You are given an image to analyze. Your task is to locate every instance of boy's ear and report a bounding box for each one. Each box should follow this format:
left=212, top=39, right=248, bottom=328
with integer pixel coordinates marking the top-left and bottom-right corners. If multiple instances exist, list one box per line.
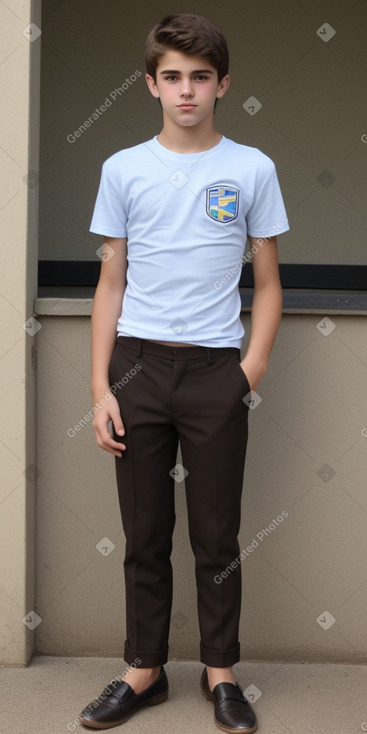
left=216, top=74, right=230, bottom=99
left=145, top=73, right=160, bottom=99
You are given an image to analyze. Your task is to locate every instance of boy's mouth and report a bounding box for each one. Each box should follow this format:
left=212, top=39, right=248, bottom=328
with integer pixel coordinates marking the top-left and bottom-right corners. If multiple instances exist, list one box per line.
left=177, top=104, right=197, bottom=109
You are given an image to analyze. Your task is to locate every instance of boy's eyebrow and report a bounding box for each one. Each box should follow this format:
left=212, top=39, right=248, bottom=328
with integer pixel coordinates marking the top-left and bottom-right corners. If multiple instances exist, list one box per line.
left=159, top=69, right=214, bottom=75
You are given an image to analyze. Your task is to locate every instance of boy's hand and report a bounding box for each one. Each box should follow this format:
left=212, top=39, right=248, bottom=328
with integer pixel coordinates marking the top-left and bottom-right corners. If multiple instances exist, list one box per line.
left=92, top=391, right=126, bottom=457
left=239, top=358, right=267, bottom=393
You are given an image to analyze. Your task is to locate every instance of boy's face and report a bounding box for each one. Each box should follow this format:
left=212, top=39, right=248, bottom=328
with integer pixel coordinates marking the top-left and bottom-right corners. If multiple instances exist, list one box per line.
left=146, top=50, right=230, bottom=129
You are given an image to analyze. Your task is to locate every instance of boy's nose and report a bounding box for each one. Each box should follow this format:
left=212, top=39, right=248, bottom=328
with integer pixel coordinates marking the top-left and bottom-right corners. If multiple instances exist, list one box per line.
left=180, top=80, right=194, bottom=96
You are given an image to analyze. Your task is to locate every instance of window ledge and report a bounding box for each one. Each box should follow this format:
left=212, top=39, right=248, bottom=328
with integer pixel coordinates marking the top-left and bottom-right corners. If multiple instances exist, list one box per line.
left=35, top=288, right=367, bottom=317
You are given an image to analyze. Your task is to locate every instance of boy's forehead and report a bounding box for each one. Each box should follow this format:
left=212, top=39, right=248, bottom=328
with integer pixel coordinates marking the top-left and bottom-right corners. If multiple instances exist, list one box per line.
left=156, top=49, right=217, bottom=74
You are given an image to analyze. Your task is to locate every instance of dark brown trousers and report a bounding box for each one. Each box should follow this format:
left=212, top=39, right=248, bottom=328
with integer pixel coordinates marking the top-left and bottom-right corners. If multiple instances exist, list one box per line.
left=108, top=336, right=250, bottom=668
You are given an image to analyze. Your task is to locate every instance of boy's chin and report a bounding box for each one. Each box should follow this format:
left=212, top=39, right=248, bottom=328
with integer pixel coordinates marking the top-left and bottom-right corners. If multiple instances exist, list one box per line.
left=176, top=119, right=200, bottom=127
left=167, top=111, right=212, bottom=128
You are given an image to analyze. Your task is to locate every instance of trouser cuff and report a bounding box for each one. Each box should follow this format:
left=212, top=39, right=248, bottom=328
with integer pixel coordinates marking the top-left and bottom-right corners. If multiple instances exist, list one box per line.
left=124, top=640, right=168, bottom=668
left=200, top=642, right=240, bottom=667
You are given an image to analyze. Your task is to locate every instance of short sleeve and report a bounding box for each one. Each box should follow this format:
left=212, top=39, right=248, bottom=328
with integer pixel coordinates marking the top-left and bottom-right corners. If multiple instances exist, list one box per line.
left=89, top=158, right=127, bottom=238
left=246, top=156, right=290, bottom=239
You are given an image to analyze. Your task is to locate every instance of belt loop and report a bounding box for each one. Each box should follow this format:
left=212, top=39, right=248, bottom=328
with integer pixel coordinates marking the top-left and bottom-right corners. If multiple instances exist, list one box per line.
left=206, top=347, right=214, bottom=366
left=135, top=339, right=143, bottom=358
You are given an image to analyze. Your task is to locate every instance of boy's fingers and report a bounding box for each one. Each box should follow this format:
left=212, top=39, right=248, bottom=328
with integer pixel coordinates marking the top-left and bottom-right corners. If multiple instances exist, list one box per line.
left=111, top=412, right=125, bottom=437
left=92, top=396, right=126, bottom=455
left=106, top=399, right=125, bottom=436
left=93, top=414, right=125, bottom=452
left=96, top=426, right=126, bottom=456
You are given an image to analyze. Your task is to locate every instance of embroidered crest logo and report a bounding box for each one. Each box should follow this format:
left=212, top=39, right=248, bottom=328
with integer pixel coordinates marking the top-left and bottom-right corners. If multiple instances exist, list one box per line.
left=206, top=185, right=239, bottom=223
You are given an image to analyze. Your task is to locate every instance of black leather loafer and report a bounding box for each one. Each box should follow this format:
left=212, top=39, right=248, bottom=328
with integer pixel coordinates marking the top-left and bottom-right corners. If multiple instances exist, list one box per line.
left=79, top=666, right=168, bottom=729
left=200, top=667, right=257, bottom=733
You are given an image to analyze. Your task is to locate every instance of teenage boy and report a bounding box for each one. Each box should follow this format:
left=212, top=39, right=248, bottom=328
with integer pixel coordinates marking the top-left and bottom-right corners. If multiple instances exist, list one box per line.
left=80, top=13, right=289, bottom=733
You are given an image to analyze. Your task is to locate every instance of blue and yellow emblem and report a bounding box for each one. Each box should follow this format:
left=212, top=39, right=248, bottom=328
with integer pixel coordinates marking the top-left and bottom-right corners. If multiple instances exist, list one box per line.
left=206, top=185, right=239, bottom=223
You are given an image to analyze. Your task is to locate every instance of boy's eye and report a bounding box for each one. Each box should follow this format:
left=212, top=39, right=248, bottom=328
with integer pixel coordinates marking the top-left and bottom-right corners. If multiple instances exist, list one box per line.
left=163, top=74, right=209, bottom=82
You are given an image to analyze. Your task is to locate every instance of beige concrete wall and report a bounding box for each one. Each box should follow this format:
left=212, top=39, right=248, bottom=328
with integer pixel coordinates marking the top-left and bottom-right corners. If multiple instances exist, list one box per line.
left=0, top=0, right=41, bottom=664
left=38, top=0, right=367, bottom=266
left=34, top=311, right=367, bottom=662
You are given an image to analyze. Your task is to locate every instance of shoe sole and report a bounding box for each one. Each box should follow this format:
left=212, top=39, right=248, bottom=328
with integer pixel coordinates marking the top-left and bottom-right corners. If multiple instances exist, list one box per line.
left=200, top=681, right=257, bottom=734
left=212, top=719, right=257, bottom=734
left=79, top=690, right=168, bottom=729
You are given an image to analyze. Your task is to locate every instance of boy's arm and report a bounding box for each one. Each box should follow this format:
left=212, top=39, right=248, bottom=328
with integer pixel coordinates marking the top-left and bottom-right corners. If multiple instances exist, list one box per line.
left=239, top=236, right=282, bottom=391
left=90, top=237, right=128, bottom=456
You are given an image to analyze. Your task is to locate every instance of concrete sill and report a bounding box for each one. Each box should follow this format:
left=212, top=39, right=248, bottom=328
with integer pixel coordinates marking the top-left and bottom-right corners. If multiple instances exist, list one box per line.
left=35, top=288, right=367, bottom=317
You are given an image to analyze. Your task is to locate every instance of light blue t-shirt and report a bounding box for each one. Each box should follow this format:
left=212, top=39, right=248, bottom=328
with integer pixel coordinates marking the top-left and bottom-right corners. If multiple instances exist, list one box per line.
left=90, top=135, right=289, bottom=348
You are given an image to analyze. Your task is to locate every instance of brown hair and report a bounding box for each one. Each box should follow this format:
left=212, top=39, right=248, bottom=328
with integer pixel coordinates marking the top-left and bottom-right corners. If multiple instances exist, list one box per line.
left=145, top=13, right=229, bottom=81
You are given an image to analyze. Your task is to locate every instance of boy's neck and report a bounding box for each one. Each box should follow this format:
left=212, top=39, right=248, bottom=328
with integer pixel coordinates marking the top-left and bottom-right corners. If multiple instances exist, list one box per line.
left=157, top=118, right=222, bottom=154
